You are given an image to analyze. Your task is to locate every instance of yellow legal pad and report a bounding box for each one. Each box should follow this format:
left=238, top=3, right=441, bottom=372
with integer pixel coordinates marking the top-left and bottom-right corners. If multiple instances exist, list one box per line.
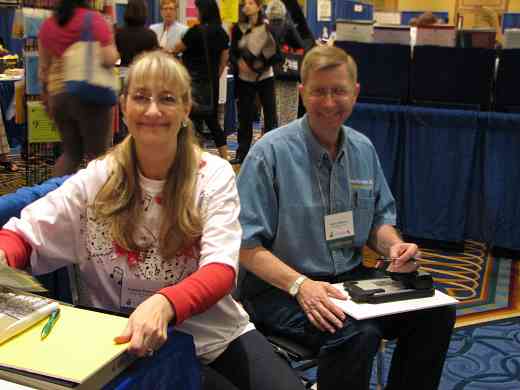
left=0, top=305, right=130, bottom=384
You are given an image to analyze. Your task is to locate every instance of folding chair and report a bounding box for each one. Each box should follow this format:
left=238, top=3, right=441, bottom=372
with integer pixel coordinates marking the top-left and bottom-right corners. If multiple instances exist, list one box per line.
left=262, top=327, right=387, bottom=389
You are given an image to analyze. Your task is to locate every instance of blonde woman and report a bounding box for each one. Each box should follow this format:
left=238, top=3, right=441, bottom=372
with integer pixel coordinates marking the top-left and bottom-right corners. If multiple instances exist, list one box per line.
left=0, top=51, right=304, bottom=390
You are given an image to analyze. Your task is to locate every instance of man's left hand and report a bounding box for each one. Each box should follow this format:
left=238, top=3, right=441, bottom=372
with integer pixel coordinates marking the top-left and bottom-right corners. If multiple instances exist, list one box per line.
left=386, top=242, right=419, bottom=273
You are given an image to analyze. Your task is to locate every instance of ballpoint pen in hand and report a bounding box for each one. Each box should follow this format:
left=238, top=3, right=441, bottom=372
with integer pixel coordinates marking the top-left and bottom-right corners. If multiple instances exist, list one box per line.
left=375, top=257, right=399, bottom=263
left=41, top=308, right=60, bottom=340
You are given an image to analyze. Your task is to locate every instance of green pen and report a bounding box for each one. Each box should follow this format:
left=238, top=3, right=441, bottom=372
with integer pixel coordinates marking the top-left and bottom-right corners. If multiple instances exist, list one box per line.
left=41, top=308, right=60, bottom=340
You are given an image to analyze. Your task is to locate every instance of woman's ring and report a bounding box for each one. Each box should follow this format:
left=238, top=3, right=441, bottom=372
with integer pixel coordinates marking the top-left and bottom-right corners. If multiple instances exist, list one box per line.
left=146, top=348, right=154, bottom=357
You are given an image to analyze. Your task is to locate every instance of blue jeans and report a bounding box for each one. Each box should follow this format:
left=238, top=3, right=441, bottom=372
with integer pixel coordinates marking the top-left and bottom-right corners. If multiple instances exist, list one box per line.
left=244, top=266, right=456, bottom=390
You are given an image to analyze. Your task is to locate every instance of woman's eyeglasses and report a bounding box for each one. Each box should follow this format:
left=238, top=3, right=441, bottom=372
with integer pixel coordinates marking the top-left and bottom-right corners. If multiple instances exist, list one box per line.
left=129, top=93, right=179, bottom=110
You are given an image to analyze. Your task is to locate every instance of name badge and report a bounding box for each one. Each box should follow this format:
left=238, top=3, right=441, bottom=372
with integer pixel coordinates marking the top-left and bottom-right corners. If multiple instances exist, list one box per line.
left=121, top=278, right=169, bottom=309
left=324, top=210, right=355, bottom=249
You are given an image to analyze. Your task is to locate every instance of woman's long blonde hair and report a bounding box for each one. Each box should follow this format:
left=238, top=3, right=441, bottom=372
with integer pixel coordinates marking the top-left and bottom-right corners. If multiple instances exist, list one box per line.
left=94, top=50, right=202, bottom=260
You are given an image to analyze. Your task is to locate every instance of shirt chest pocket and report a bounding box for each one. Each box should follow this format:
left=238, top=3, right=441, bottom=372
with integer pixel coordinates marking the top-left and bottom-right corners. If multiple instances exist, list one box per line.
left=353, top=196, right=375, bottom=247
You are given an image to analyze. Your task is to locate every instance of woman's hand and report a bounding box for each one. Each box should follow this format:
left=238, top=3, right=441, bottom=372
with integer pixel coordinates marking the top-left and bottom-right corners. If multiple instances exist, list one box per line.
left=0, top=249, right=6, bottom=265
left=114, top=294, right=175, bottom=357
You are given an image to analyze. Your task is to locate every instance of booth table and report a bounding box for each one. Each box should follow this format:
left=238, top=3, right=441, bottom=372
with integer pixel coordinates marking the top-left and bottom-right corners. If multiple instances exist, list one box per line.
left=106, top=329, right=200, bottom=390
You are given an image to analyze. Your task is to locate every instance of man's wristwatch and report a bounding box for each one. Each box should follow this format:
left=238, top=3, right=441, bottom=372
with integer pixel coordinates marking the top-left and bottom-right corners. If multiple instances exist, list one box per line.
left=288, top=275, right=307, bottom=297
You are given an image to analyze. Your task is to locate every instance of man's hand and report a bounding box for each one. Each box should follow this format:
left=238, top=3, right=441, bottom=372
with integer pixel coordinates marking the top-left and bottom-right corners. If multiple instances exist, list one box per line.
left=296, top=279, right=348, bottom=333
left=386, top=242, right=419, bottom=273
left=0, top=249, right=6, bottom=265
left=114, top=294, right=174, bottom=357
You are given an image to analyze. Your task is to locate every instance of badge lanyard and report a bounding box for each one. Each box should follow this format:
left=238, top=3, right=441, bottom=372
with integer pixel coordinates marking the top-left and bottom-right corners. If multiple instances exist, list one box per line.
left=314, top=152, right=354, bottom=213
left=314, top=153, right=356, bottom=249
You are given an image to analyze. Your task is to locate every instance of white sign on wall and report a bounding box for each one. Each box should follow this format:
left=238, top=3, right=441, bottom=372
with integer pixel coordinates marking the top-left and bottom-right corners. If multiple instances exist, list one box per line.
left=317, top=0, right=331, bottom=21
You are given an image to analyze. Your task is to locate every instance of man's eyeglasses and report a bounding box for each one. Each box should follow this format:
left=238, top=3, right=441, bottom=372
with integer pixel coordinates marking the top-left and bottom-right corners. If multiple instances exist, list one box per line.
left=308, top=87, right=352, bottom=99
left=129, top=92, right=179, bottom=110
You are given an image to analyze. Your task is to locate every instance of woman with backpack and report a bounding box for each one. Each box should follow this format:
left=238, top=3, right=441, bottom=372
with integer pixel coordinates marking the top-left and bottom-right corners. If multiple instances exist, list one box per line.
left=266, top=0, right=305, bottom=126
left=229, top=0, right=282, bottom=164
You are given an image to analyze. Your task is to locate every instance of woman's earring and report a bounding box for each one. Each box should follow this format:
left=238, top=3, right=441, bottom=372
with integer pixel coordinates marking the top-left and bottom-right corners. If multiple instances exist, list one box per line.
left=181, top=120, right=188, bottom=129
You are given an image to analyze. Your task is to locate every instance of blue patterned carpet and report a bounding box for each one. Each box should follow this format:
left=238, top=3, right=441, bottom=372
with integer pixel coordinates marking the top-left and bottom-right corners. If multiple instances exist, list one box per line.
left=441, top=319, right=520, bottom=389
left=373, top=318, right=520, bottom=389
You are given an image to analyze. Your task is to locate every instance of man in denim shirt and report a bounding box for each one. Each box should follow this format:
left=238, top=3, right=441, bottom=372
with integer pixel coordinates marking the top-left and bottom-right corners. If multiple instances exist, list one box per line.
left=237, top=46, right=455, bottom=390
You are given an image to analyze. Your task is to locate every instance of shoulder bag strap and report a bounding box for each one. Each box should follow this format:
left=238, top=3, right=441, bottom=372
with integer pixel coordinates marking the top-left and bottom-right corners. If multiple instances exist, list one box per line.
left=80, top=11, right=94, bottom=42
left=82, top=11, right=95, bottom=80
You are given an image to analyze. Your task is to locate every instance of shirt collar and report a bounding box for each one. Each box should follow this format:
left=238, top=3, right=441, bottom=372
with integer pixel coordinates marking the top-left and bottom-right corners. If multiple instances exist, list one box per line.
left=300, top=115, right=348, bottom=168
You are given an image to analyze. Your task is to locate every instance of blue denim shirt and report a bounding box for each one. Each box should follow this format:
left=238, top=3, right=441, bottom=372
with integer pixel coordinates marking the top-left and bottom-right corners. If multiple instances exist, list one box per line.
left=237, top=115, right=396, bottom=297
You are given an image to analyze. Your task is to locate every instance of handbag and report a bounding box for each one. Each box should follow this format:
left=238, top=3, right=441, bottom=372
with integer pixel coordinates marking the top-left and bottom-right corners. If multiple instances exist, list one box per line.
left=190, top=25, right=214, bottom=118
left=240, top=24, right=283, bottom=80
left=273, top=46, right=303, bottom=81
left=63, top=11, right=118, bottom=105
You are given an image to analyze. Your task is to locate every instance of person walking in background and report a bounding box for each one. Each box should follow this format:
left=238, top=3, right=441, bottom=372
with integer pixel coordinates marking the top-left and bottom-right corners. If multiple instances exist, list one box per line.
left=38, top=0, right=119, bottom=177
left=115, top=0, right=158, bottom=70
left=266, top=0, right=305, bottom=126
left=150, top=0, right=187, bottom=54
left=0, top=50, right=306, bottom=390
left=115, top=0, right=158, bottom=143
left=172, top=0, right=230, bottom=160
left=229, top=0, right=282, bottom=164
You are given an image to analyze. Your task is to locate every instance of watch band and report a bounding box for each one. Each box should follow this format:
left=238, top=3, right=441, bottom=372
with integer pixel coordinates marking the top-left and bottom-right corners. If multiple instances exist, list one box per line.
left=289, top=275, right=307, bottom=297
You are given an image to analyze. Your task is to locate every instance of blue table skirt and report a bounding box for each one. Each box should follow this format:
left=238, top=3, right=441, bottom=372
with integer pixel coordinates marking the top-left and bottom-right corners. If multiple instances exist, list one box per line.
left=347, top=103, right=520, bottom=250
left=106, top=329, right=200, bottom=390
